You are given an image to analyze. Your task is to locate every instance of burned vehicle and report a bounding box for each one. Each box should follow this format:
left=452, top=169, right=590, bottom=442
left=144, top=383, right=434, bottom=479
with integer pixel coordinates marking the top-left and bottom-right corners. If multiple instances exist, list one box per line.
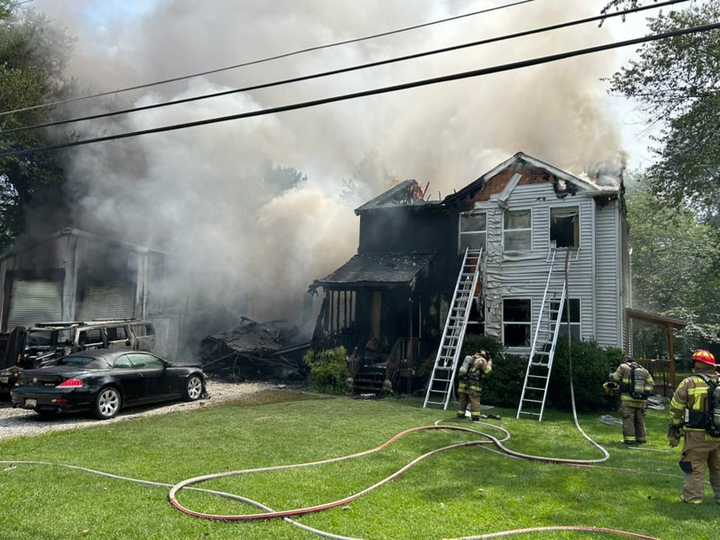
left=0, top=319, right=156, bottom=395
left=12, top=348, right=205, bottom=419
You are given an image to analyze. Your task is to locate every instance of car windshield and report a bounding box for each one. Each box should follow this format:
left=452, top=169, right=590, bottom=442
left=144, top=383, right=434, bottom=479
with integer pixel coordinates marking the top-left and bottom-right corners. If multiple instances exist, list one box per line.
left=27, top=331, right=53, bottom=347
left=57, top=356, right=108, bottom=369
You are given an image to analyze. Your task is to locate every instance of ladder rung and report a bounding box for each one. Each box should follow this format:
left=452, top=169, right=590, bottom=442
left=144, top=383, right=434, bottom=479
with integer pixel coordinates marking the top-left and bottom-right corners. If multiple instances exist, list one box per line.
left=528, top=374, right=548, bottom=379
left=523, top=399, right=543, bottom=403
left=525, top=386, right=545, bottom=391
left=429, top=388, right=449, bottom=393
left=434, top=366, right=453, bottom=370
left=432, top=379, right=451, bottom=383
left=531, top=363, right=549, bottom=367
left=519, top=411, right=541, bottom=416
left=425, top=401, right=445, bottom=405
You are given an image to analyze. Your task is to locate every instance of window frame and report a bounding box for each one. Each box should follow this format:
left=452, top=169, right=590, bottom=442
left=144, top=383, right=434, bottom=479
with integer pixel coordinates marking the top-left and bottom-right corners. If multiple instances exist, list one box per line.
left=549, top=298, right=581, bottom=341
left=502, top=208, right=533, bottom=254
left=549, top=205, right=581, bottom=250
left=458, top=210, right=487, bottom=254
left=502, top=297, right=533, bottom=348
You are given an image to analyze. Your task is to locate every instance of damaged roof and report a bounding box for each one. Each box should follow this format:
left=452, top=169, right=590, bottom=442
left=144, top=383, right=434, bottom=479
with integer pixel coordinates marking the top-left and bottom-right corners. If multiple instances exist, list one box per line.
left=354, top=179, right=439, bottom=214
left=444, top=151, right=621, bottom=205
left=315, top=252, right=434, bottom=288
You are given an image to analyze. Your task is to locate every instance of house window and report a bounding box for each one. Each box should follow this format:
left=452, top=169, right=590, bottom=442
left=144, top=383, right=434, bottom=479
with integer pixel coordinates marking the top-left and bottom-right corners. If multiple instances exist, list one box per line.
left=550, top=298, right=581, bottom=341
left=503, top=209, right=531, bottom=253
left=459, top=212, right=486, bottom=252
left=550, top=207, right=579, bottom=249
left=503, top=299, right=531, bottom=347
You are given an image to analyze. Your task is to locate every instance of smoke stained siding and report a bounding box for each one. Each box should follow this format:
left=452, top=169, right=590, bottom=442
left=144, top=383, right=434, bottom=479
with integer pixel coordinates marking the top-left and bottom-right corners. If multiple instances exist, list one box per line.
left=473, top=184, right=596, bottom=351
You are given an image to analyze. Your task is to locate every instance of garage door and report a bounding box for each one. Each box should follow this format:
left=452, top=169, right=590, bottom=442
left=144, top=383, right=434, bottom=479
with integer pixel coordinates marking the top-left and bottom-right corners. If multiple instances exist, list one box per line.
left=6, top=279, right=63, bottom=330
left=77, top=282, right=136, bottom=321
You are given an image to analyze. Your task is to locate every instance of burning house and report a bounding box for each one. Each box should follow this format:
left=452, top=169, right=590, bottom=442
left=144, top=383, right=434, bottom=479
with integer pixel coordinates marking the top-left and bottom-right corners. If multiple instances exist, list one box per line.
left=0, top=228, right=181, bottom=358
left=311, top=152, right=631, bottom=394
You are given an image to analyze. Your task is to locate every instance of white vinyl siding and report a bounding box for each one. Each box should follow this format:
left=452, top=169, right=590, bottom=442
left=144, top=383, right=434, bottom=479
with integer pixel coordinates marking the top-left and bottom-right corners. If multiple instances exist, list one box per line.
left=594, top=200, right=621, bottom=348
left=476, top=182, right=597, bottom=349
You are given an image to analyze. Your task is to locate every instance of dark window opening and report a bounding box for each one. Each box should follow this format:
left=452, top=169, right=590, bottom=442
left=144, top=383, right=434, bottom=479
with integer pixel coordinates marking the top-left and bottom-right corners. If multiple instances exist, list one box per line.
left=503, top=299, right=531, bottom=347
left=550, top=207, right=579, bottom=249
left=550, top=299, right=581, bottom=341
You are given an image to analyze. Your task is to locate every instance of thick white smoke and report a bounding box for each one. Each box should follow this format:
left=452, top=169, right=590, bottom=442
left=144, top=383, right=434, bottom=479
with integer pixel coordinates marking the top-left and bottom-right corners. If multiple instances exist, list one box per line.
left=34, top=0, right=631, bottom=325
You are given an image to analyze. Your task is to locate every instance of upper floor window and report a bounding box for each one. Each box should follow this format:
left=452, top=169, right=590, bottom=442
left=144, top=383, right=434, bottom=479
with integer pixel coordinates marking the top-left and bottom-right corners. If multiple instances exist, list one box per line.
left=459, top=212, right=486, bottom=252
left=504, top=209, right=531, bottom=252
left=550, top=207, right=579, bottom=249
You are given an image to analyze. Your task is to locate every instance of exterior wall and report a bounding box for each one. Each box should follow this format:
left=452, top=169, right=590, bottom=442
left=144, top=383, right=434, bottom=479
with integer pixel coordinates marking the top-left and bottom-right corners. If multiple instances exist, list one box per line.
left=471, top=183, right=598, bottom=354
left=594, top=199, right=622, bottom=350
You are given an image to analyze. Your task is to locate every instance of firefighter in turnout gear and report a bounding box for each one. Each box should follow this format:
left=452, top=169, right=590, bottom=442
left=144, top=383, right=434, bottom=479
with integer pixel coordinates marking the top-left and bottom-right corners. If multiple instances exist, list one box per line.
left=457, top=351, right=492, bottom=421
left=608, top=356, right=654, bottom=445
left=668, top=349, right=720, bottom=504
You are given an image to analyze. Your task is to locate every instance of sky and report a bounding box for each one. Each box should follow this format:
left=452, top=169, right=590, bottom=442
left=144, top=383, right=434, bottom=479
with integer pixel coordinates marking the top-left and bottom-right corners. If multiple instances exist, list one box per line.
left=32, top=0, right=661, bottom=171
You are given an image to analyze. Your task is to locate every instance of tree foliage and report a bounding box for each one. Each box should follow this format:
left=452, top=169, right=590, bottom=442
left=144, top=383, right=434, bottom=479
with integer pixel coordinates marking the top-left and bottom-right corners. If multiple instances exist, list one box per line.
left=0, top=3, right=72, bottom=249
left=609, top=1, right=720, bottom=218
left=626, top=179, right=720, bottom=348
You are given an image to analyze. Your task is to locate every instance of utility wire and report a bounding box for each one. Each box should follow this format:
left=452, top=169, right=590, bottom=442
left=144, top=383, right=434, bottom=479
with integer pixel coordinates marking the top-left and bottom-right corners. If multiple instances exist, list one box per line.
left=0, top=0, right=534, bottom=118
left=2, top=21, right=718, bottom=159
left=1, top=0, right=690, bottom=136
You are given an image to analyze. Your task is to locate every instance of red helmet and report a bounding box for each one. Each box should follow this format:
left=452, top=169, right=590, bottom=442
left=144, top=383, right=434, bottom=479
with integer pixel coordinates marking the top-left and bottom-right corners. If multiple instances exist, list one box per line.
left=692, top=349, right=716, bottom=367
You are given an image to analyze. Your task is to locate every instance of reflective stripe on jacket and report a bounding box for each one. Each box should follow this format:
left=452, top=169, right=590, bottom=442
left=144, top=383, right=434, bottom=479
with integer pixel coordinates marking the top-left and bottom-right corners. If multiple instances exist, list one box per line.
left=610, top=362, right=654, bottom=408
left=670, top=369, right=720, bottom=436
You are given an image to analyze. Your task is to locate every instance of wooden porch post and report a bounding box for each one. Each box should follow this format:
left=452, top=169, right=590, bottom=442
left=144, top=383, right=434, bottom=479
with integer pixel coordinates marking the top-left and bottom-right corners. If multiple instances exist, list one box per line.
left=665, top=323, right=676, bottom=389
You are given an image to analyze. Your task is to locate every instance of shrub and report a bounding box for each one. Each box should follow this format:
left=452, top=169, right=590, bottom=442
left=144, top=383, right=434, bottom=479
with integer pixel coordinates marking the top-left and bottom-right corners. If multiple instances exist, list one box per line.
left=304, top=347, right=348, bottom=394
left=548, top=340, right=622, bottom=412
left=460, top=335, right=525, bottom=407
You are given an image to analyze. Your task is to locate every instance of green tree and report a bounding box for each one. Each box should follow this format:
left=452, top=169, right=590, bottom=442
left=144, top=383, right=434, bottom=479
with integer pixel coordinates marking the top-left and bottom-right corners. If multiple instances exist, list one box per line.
left=609, top=1, right=720, bottom=218
left=626, top=180, right=720, bottom=348
left=0, top=2, right=73, bottom=248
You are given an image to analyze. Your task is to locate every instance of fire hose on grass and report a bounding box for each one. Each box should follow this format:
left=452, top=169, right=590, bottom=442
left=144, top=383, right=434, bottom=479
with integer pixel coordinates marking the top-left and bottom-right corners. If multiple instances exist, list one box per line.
left=1, top=405, right=656, bottom=540
left=1, top=299, right=657, bottom=540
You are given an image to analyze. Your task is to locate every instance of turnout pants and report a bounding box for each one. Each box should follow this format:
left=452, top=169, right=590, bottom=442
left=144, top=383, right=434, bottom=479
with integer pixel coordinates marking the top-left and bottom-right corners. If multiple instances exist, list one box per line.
left=679, top=431, right=720, bottom=502
left=457, top=390, right=481, bottom=420
left=621, top=404, right=646, bottom=443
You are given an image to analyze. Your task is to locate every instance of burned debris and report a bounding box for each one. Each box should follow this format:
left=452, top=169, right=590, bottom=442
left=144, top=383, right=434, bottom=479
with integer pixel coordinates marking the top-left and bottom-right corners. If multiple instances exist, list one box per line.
left=200, top=317, right=310, bottom=381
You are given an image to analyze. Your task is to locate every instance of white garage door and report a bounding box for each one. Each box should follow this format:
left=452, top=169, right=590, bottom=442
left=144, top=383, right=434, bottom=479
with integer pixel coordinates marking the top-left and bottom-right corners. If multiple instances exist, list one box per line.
left=77, top=282, right=136, bottom=321
left=7, top=279, right=63, bottom=330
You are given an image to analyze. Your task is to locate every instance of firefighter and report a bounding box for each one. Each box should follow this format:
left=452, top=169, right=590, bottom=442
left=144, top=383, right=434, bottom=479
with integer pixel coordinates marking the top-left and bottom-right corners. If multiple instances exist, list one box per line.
left=457, top=350, right=492, bottom=422
left=607, top=355, right=654, bottom=445
left=668, top=349, right=720, bottom=504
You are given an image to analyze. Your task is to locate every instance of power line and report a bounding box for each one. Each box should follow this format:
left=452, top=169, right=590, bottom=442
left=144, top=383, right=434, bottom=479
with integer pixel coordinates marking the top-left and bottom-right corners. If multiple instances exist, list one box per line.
left=2, top=0, right=690, bottom=136
left=2, top=21, right=718, bottom=159
left=0, top=0, right=534, bottom=118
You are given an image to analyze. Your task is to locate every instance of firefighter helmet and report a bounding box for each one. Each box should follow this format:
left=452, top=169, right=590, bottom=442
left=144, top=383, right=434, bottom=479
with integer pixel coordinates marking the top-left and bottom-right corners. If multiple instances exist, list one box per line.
left=691, top=349, right=716, bottom=367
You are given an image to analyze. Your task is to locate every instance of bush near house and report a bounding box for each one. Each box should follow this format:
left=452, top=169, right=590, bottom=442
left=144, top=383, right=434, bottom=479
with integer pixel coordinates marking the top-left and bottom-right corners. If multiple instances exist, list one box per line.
left=548, top=340, right=623, bottom=412
left=459, top=336, right=623, bottom=411
left=304, top=347, right=348, bottom=394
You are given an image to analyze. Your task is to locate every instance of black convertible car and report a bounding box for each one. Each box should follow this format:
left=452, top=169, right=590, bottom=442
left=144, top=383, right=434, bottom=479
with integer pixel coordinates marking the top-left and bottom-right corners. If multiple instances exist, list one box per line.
left=11, top=349, right=206, bottom=419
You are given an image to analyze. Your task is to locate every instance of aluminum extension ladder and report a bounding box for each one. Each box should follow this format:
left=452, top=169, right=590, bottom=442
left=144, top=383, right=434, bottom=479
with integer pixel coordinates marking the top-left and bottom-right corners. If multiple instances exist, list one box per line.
left=516, top=249, right=570, bottom=421
left=423, top=247, right=483, bottom=409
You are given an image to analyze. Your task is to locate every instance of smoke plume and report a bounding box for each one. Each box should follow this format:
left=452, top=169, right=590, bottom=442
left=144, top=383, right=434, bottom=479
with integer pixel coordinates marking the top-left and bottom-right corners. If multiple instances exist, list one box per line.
left=33, top=0, right=629, bottom=326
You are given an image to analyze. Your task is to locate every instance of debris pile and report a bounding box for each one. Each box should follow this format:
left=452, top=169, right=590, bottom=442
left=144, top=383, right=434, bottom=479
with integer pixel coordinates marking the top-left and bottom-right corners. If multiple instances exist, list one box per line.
left=200, top=317, right=310, bottom=381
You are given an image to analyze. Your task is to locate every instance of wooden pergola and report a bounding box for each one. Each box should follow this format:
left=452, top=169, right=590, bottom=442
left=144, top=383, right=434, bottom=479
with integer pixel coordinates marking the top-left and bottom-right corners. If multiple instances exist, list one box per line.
left=625, top=308, right=687, bottom=388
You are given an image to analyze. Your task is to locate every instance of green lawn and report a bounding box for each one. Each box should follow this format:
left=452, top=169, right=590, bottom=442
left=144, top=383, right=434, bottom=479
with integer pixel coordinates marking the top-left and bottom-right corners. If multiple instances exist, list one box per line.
left=1, top=390, right=718, bottom=540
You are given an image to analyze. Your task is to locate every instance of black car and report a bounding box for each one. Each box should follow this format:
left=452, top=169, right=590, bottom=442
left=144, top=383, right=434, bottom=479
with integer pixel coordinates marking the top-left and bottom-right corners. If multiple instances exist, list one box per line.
left=11, top=349, right=206, bottom=420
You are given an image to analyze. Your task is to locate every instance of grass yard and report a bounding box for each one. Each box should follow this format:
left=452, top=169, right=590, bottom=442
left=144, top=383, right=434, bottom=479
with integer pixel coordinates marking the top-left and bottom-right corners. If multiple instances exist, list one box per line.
left=1, top=389, right=718, bottom=540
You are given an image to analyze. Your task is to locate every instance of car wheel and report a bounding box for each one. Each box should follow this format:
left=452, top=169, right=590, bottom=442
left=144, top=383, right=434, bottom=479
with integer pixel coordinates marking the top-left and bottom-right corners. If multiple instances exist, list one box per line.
left=184, top=375, right=203, bottom=402
left=94, top=387, right=121, bottom=420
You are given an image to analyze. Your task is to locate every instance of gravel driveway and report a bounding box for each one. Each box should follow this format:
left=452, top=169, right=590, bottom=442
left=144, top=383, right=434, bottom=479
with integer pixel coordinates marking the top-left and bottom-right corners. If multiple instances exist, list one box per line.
left=0, top=380, right=271, bottom=441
